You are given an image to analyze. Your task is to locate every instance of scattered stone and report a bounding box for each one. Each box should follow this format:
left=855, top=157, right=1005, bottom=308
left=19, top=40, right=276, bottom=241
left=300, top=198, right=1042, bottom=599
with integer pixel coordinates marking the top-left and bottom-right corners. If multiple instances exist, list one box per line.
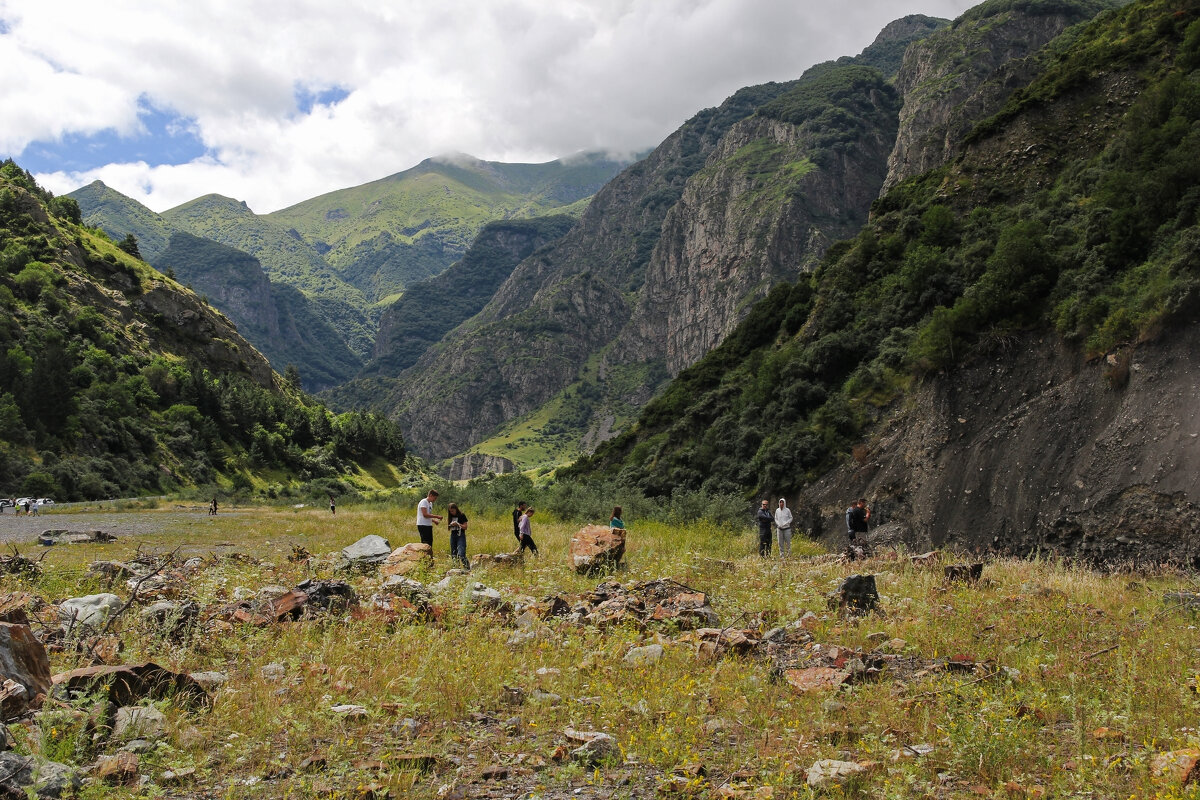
left=471, top=552, right=523, bottom=568
left=159, top=767, right=196, bottom=785
left=0, top=752, right=80, bottom=798
left=120, top=738, right=154, bottom=753
left=891, top=743, right=935, bottom=760
left=534, top=667, right=560, bottom=679
left=480, top=764, right=509, bottom=781
left=784, top=667, right=850, bottom=694
left=624, top=644, right=664, bottom=667
left=52, top=662, right=211, bottom=708
left=0, top=621, right=51, bottom=717
left=113, top=705, right=166, bottom=740
left=944, top=563, right=984, bottom=583
left=261, top=663, right=286, bottom=681
left=884, top=638, right=907, bottom=652
left=0, top=550, right=41, bottom=577
left=806, top=759, right=868, bottom=789
left=383, top=576, right=432, bottom=609
left=529, top=689, right=562, bottom=706
left=188, top=671, right=228, bottom=692
left=798, top=611, right=820, bottom=630
left=865, top=632, right=888, bottom=645
left=1151, top=748, right=1200, bottom=785
left=299, top=755, right=328, bottom=772
left=331, top=704, right=369, bottom=719
left=95, top=751, right=139, bottom=784
left=502, top=716, right=522, bottom=734
left=340, top=535, right=393, bottom=572
left=828, top=575, right=879, bottom=615
left=565, top=730, right=622, bottom=766
left=59, top=594, right=123, bottom=632
left=501, top=686, right=526, bottom=706
left=703, top=718, right=727, bottom=735
left=88, top=561, right=144, bottom=581
left=910, top=551, right=941, bottom=568
left=297, top=579, right=358, bottom=612
left=38, top=529, right=116, bottom=546
left=470, top=584, right=510, bottom=613
left=1163, top=592, right=1200, bottom=610
left=570, top=525, right=626, bottom=575
left=380, top=543, right=432, bottom=577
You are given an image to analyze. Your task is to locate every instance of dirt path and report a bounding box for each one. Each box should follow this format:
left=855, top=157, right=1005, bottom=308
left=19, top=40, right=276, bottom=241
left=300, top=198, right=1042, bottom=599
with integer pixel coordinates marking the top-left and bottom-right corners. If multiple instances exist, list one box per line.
left=0, top=507, right=248, bottom=545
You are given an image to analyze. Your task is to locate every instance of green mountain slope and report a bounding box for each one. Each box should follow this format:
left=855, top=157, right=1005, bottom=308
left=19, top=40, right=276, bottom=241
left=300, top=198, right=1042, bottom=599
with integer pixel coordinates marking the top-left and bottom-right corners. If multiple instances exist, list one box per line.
left=162, top=194, right=376, bottom=360
left=265, top=152, right=628, bottom=304
left=570, top=0, right=1200, bottom=499
left=66, top=180, right=173, bottom=261
left=0, top=160, right=406, bottom=500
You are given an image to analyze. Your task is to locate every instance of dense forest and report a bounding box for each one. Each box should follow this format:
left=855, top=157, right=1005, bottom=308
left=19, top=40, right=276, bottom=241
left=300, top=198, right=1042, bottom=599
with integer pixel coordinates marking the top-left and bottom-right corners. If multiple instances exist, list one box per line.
left=0, top=160, right=406, bottom=500
left=569, top=0, right=1200, bottom=498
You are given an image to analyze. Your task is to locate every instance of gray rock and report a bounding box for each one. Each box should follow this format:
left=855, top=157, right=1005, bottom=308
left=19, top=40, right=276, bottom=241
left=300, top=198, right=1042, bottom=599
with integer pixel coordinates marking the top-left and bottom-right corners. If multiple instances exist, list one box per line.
left=529, top=689, right=561, bottom=706
left=502, top=716, right=522, bottom=734
left=807, top=759, right=867, bottom=788
left=58, top=593, right=123, bottom=631
left=120, top=738, right=154, bottom=753
left=0, top=622, right=51, bottom=718
left=623, top=644, right=664, bottom=667
left=188, top=671, right=229, bottom=692
left=570, top=733, right=621, bottom=766
left=260, top=663, right=286, bottom=681
left=0, top=752, right=80, bottom=798
left=113, top=705, right=166, bottom=741
left=398, top=717, right=420, bottom=738
left=383, top=575, right=432, bottom=607
left=339, top=535, right=392, bottom=571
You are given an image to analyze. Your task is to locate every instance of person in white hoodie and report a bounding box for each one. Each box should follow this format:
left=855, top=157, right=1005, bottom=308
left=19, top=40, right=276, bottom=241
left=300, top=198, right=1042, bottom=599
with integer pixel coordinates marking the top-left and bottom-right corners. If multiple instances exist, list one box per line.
left=774, top=498, right=794, bottom=559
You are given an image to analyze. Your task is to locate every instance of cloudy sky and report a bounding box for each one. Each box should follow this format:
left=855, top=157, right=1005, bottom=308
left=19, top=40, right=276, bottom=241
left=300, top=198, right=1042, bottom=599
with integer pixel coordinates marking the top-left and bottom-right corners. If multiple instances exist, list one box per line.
left=2, top=0, right=977, bottom=214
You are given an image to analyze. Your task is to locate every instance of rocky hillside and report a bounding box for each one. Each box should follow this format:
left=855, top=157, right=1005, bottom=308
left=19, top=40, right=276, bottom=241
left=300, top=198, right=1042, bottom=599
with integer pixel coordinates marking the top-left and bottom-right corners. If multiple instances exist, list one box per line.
left=0, top=161, right=406, bottom=500
left=571, top=0, right=1200, bottom=563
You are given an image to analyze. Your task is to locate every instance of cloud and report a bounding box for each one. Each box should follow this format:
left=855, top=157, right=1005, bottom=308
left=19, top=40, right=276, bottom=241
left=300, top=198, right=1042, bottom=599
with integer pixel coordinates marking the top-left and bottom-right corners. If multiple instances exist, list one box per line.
left=1, top=0, right=978, bottom=212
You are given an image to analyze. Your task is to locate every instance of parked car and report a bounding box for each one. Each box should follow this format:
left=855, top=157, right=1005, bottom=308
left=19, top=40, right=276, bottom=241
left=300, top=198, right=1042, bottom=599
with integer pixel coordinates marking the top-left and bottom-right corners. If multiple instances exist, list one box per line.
left=0, top=499, right=13, bottom=512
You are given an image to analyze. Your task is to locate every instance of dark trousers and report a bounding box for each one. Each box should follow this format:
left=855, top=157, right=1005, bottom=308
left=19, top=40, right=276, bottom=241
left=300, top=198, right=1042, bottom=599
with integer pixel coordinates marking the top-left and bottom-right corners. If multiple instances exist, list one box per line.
left=450, top=530, right=469, bottom=569
left=518, top=533, right=538, bottom=555
left=418, top=525, right=433, bottom=547
left=758, top=528, right=772, bottom=557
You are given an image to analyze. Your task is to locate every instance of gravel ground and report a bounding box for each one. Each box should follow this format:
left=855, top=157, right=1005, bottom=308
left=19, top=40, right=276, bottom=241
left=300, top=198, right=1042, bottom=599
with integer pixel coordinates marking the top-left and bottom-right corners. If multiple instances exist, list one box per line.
left=0, top=506, right=247, bottom=545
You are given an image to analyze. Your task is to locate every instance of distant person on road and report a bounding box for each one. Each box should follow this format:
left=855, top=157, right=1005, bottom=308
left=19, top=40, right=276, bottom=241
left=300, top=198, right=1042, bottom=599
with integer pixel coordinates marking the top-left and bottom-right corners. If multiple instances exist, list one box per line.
left=31, top=499, right=41, bottom=516
left=446, top=502, right=470, bottom=570
left=512, top=501, right=528, bottom=545
left=610, top=506, right=625, bottom=530
left=417, top=489, right=442, bottom=548
left=517, top=506, right=539, bottom=556
left=23, top=500, right=30, bottom=515
left=209, top=497, right=218, bottom=516
left=756, top=499, right=773, bottom=557
left=774, top=498, right=794, bottom=559
left=845, top=498, right=870, bottom=559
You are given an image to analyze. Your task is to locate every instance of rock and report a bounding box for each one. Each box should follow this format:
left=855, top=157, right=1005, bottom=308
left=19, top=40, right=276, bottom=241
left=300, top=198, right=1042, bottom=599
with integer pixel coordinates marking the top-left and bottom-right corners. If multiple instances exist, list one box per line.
left=1163, top=592, right=1200, bottom=610
left=95, top=751, right=139, bottom=784
left=296, top=579, right=358, bottom=611
left=784, top=667, right=850, bottom=694
left=501, top=686, right=526, bottom=706
left=703, top=718, right=728, bottom=735
left=0, top=752, right=79, bottom=798
left=383, top=576, right=432, bottom=608
left=88, top=561, right=145, bottom=581
left=623, top=644, right=664, bottom=667
left=885, top=638, right=908, bottom=653
left=139, top=600, right=199, bottom=639
left=569, top=731, right=622, bottom=766
left=339, top=535, right=393, bottom=572
left=189, top=671, right=229, bottom=692
left=58, top=594, right=123, bottom=631
left=0, top=621, right=51, bottom=717
left=831, top=575, right=879, bottom=614
left=944, top=563, right=984, bottom=583
left=529, top=689, right=562, bottom=706
left=1151, top=748, right=1200, bottom=785
left=113, top=705, right=166, bottom=740
left=470, top=584, right=509, bottom=612
left=806, top=759, right=867, bottom=788
left=120, top=739, right=154, bottom=753
left=261, top=663, right=286, bottom=681
left=38, top=529, right=115, bottom=546
left=331, top=704, right=369, bottom=719
left=502, top=716, right=522, bottom=734
left=570, top=525, right=626, bottom=575
left=380, top=543, right=433, bottom=577
left=160, top=767, right=195, bottom=785
left=865, top=632, right=888, bottom=645
left=910, top=551, right=940, bottom=568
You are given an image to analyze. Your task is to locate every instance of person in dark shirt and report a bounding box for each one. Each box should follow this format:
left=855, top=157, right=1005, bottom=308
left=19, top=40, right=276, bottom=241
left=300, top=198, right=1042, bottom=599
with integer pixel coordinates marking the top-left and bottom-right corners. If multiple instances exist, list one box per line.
left=517, top=506, right=539, bottom=556
left=512, top=501, right=528, bottom=545
left=755, top=499, right=773, bottom=557
left=845, top=498, right=870, bottom=559
left=446, top=502, right=470, bottom=570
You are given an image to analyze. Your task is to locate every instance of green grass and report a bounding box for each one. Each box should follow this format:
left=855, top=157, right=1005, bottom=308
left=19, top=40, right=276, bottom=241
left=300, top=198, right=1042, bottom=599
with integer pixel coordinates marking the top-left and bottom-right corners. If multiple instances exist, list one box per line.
left=7, top=508, right=1200, bottom=798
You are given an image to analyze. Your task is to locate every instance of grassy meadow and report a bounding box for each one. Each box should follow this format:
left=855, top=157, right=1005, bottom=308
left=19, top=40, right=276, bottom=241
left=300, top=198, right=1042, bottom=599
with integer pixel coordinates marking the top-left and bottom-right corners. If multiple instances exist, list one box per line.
left=5, top=506, right=1200, bottom=798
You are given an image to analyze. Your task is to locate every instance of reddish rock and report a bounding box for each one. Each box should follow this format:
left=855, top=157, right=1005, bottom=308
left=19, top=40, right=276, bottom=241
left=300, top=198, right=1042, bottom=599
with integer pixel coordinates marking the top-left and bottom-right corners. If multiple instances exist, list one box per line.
left=570, top=526, right=626, bottom=575
left=381, top=544, right=433, bottom=577
left=784, top=667, right=850, bottom=694
left=0, top=621, right=50, bottom=717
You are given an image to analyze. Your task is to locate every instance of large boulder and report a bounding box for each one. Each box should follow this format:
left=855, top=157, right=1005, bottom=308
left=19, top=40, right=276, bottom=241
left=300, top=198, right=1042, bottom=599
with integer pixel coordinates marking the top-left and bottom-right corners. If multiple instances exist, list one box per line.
left=380, top=543, right=433, bottom=577
left=0, top=621, right=51, bottom=717
left=0, top=752, right=80, bottom=798
left=339, top=535, right=392, bottom=571
left=570, top=526, right=626, bottom=575
left=58, top=593, right=123, bottom=632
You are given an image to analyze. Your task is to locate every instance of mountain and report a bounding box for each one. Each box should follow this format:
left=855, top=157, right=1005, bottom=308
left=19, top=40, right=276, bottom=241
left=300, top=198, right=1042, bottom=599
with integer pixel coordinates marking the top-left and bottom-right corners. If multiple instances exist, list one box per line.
left=68, top=182, right=362, bottom=391
left=570, top=0, right=1199, bottom=563
left=381, top=12, right=961, bottom=466
left=265, top=152, right=630, bottom=304
left=0, top=160, right=406, bottom=500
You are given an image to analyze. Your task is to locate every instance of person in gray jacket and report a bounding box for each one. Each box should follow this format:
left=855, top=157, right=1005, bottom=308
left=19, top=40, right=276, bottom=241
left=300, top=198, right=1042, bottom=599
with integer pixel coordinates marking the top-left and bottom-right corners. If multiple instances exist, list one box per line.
left=774, top=498, right=794, bottom=558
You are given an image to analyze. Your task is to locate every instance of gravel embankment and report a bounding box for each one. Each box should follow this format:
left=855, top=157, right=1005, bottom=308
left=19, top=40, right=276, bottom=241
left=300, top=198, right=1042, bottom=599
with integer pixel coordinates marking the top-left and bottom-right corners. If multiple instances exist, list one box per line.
left=0, top=508, right=241, bottom=545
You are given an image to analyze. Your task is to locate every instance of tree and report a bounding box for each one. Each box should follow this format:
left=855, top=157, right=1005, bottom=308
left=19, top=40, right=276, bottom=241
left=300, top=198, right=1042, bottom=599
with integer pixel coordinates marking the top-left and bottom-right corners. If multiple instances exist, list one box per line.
left=117, top=234, right=142, bottom=260
left=283, top=364, right=302, bottom=388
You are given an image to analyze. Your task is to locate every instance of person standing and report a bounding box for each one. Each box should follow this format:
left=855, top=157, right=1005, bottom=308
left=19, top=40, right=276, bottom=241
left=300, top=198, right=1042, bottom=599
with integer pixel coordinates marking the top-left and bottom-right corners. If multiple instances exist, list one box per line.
left=209, top=497, right=218, bottom=516
left=774, top=498, right=794, bottom=559
left=756, top=499, right=773, bottom=557
left=446, top=502, right=470, bottom=570
left=517, top=506, right=539, bottom=556
left=512, top=501, right=528, bottom=545
left=610, top=506, right=625, bottom=530
left=329, top=495, right=336, bottom=515
left=845, top=498, right=870, bottom=559
left=417, top=489, right=442, bottom=548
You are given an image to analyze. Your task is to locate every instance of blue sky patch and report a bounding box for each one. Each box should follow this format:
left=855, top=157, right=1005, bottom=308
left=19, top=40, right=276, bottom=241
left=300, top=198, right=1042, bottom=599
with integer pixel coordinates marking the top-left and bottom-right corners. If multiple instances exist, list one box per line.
left=13, top=102, right=208, bottom=174
left=295, top=84, right=350, bottom=114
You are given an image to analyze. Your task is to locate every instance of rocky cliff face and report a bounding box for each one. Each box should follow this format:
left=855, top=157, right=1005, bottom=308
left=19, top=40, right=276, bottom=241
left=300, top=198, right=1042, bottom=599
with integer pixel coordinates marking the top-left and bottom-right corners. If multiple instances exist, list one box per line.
left=443, top=453, right=516, bottom=481
left=805, top=324, right=1200, bottom=565
left=618, top=96, right=898, bottom=376
left=882, top=0, right=1117, bottom=192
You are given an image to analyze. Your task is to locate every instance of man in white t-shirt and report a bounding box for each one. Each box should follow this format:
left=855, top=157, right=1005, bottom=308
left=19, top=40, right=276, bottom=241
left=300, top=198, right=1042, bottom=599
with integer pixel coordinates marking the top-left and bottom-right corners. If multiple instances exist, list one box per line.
left=416, top=489, right=442, bottom=548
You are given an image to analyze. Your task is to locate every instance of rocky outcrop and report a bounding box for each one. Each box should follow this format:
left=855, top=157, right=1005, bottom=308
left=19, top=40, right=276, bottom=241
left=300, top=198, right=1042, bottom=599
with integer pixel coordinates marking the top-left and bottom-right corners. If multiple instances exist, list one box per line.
left=805, top=324, right=1200, bottom=565
left=443, top=453, right=516, bottom=481
left=882, top=0, right=1117, bottom=191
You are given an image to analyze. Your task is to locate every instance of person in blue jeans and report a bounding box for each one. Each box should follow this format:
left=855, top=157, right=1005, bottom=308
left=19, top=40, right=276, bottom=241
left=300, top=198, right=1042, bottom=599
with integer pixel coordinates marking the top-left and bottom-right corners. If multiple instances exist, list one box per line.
left=446, top=502, right=470, bottom=570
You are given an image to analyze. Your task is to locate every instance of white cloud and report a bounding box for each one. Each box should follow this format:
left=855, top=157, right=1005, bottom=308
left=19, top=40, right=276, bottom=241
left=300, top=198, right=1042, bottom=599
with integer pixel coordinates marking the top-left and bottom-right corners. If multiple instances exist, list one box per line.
left=2, top=0, right=979, bottom=212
